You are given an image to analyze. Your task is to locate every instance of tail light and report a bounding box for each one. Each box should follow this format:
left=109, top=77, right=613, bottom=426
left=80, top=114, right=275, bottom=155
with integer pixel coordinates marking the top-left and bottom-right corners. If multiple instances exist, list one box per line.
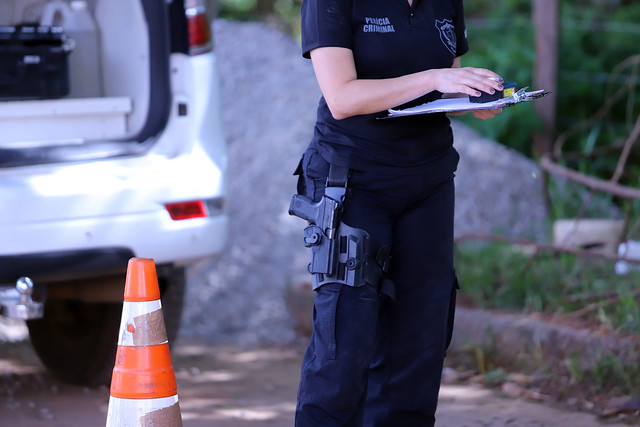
left=185, top=0, right=213, bottom=55
left=165, top=200, right=207, bottom=220
left=165, top=197, right=225, bottom=220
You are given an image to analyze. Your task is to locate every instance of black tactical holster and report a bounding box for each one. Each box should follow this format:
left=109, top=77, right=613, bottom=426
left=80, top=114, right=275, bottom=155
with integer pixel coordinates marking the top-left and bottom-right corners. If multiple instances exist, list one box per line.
left=289, top=164, right=394, bottom=299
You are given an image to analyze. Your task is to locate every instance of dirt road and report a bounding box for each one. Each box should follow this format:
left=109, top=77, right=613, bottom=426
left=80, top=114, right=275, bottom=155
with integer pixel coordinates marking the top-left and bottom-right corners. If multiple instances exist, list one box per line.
left=0, top=335, right=632, bottom=427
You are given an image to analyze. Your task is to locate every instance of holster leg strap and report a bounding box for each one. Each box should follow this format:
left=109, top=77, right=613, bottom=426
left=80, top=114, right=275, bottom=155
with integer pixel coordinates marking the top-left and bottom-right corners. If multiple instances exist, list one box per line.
left=312, top=222, right=395, bottom=299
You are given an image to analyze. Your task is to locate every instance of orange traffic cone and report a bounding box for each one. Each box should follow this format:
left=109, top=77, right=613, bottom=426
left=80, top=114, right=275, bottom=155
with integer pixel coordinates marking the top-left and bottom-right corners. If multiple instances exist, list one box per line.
left=106, top=257, right=183, bottom=427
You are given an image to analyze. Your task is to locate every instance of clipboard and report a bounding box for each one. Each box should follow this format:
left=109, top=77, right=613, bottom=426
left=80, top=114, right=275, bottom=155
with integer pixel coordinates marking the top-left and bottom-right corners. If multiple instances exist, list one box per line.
left=385, top=88, right=549, bottom=118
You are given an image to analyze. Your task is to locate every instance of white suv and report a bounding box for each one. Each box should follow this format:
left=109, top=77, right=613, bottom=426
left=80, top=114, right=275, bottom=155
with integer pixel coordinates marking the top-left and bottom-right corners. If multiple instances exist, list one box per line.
left=0, top=0, right=227, bottom=385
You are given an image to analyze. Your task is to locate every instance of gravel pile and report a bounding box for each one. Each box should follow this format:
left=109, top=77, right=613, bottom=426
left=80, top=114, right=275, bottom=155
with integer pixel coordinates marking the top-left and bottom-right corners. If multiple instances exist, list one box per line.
left=179, top=19, right=549, bottom=346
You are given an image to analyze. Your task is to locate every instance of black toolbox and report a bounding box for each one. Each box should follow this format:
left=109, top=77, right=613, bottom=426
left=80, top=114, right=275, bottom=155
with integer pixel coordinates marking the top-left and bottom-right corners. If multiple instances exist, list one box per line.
left=0, top=25, right=73, bottom=100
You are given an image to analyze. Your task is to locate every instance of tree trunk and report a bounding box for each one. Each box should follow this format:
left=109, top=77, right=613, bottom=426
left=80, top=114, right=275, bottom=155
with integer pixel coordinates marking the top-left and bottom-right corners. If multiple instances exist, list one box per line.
left=532, top=0, right=559, bottom=157
left=256, top=0, right=277, bottom=16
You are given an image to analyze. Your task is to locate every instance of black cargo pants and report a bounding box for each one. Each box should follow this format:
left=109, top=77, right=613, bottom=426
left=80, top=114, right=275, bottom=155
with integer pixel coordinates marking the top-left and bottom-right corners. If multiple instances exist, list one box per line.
left=294, top=145, right=460, bottom=427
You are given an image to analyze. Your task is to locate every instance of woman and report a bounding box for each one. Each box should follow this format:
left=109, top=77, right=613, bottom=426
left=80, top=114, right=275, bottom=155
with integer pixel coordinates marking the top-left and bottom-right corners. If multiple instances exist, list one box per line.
left=293, top=0, right=502, bottom=425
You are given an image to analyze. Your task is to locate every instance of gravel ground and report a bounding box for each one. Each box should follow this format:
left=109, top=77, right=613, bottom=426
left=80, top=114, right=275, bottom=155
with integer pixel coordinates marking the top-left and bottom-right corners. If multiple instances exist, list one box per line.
left=180, top=19, right=550, bottom=346
left=0, top=337, right=632, bottom=427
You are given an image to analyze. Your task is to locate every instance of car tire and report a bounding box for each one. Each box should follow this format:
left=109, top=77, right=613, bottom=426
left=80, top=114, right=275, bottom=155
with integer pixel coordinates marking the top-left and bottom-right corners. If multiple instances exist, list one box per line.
left=26, top=298, right=122, bottom=386
left=158, top=266, right=186, bottom=345
left=26, top=267, right=186, bottom=387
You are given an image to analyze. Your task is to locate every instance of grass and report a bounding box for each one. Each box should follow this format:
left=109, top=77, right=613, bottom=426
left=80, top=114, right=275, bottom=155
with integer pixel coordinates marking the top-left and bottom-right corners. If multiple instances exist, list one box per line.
left=562, top=349, right=640, bottom=398
left=453, top=242, right=640, bottom=416
left=455, top=241, right=640, bottom=335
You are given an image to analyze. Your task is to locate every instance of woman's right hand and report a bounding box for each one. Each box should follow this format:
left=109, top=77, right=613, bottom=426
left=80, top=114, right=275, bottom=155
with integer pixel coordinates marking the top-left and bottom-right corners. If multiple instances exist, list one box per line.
left=310, top=47, right=503, bottom=120
left=430, top=60, right=503, bottom=98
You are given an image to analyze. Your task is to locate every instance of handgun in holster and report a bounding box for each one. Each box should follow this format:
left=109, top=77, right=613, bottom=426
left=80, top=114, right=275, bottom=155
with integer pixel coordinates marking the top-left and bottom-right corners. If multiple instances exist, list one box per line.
left=288, top=165, right=349, bottom=275
left=289, top=164, right=395, bottom=298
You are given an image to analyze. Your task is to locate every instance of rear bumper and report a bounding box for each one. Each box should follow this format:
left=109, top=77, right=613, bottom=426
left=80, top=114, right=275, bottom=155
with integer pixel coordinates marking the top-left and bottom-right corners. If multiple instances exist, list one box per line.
left=0, top=248, right=133, bottom=283
left=0, top=212, right=227, bottom=284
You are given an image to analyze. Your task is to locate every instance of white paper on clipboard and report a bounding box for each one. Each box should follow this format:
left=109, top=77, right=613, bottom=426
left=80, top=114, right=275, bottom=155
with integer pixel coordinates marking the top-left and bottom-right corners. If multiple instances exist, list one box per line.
left=386, top=89, right=549, bottom=118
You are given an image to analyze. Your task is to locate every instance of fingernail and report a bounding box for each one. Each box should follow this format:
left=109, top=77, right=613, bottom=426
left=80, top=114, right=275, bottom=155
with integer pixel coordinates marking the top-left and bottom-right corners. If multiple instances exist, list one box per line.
left=498, top=85, right=503, bottom=90
left=489, top=89, right=495, bottom=94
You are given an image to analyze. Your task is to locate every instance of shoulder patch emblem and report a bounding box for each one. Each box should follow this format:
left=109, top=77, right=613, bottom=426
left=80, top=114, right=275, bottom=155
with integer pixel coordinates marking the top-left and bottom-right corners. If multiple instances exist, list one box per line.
left=435, top=19, right=457, bottom=56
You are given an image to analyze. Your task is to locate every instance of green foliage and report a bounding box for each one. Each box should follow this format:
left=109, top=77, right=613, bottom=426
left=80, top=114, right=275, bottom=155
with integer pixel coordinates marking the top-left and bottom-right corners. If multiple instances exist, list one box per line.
left=456, top=242, right=567, bottom=313
left=590, top=353, right=637, bottom=393
left=217, top=0, right=302, bottom=32
left=217, top=0, right=258, bottom=19
left=455, top=241, right=640, bottom=335
left=480, top=368, right=509, bottom=386
left=462, top=0, right=640, bottom=168
left=555, top=3, right=640, bottom=189
left=564, top=353, right=584, bottom=383
left=546, top=178, right=619, bottom=219
left=566, top=350, right=640, bottom=394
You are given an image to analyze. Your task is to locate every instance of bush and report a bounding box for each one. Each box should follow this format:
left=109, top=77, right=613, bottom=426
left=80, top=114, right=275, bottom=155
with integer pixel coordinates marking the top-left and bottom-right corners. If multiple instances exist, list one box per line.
left=455, top=241, right=640, bottom=335
left=462, top=0, right=640, bottom=169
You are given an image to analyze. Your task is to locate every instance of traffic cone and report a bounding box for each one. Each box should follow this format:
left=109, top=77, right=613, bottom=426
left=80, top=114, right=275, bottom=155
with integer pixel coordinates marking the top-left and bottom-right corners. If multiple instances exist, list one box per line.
left=106, top=257, right=183, bottom=427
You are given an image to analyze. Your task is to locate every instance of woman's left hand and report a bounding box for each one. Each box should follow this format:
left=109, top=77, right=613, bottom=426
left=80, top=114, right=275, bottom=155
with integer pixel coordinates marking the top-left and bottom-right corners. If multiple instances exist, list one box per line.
left=448, top=108, right=502, bottom=119
left=471, top=108, right=502, bottom=120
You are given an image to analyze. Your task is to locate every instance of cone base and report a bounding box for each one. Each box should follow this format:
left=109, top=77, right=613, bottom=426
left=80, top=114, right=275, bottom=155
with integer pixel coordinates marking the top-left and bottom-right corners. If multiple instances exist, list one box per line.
left=106, top=395, right=182, bottom=427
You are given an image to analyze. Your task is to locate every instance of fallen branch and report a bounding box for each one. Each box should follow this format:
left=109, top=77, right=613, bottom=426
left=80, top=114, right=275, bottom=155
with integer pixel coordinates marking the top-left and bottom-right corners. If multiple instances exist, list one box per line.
left=455, top=233, right=640, bottom=264
left=564, top=287, right=640, bottom=320
left=564, top=290, right=620, bottom=303
left=540, top=155, right=640, bottom=201
left=610, top=112, right=640, bottom=183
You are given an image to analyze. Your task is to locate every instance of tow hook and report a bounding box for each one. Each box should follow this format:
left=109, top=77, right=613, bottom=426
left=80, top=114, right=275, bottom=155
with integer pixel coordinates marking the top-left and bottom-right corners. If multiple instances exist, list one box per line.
left=0, top=277, right=44, bottom=320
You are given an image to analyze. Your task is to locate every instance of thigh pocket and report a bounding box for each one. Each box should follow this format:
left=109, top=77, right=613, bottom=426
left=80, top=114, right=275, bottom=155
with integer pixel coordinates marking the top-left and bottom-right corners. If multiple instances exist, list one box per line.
left=312, top=283, right=341, bottom=359
left=301, top=148, right=329, bottom=201
left=445, top=276, right=460, bottom=351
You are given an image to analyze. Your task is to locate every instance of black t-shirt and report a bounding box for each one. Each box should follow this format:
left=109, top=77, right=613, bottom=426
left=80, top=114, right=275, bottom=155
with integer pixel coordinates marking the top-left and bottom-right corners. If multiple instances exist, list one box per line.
left=301, top=0, right=469, bottom=174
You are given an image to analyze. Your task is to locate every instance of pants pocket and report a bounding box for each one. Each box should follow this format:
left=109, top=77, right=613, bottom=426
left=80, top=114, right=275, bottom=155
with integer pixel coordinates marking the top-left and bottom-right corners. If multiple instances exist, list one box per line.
left=300, top=147, right=329, bottom=201
left=294, top=156, right=305, bottom=195
left=445, top=276, right=459, bottom=351
left=312, top=283, right=341, bottom=359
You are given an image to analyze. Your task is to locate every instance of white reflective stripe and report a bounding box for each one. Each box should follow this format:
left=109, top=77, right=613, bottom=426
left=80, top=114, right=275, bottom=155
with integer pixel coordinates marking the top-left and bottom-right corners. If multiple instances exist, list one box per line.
left=106, top=395, right=181, bottom=427
left=117, top=300, right=165, bottom=346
